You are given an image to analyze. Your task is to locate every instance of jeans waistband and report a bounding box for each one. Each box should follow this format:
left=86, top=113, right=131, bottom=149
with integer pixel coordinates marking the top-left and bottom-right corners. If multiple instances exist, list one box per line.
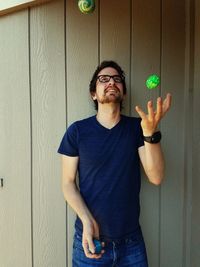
left=74, top=228, right=143, bottom=246
left=100, top=231, right=143, bottom=246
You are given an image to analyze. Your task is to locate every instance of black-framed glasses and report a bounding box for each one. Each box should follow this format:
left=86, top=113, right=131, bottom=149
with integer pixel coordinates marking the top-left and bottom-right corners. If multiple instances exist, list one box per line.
left=97, top=75, right=124, bottom=83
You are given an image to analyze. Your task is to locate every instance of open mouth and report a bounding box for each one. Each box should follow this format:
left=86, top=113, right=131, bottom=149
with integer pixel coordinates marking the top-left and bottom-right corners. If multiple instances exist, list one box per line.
left=107, top=89, right=117, bottom=93
left=105, top=87, right=119, bottom=94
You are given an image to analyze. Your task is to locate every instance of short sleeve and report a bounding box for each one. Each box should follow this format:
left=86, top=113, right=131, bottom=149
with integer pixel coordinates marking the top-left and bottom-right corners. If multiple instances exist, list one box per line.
left=57, top=123, right=79, bottom=156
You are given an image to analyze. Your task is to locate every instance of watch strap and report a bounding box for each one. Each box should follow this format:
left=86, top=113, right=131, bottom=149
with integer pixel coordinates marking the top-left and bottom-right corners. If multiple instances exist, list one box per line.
left=143, top=131, right=162, bottom=144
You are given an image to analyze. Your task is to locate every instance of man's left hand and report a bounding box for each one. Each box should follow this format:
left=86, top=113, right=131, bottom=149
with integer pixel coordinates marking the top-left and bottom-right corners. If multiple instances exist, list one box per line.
left=135, top=93, right=172, bottom=136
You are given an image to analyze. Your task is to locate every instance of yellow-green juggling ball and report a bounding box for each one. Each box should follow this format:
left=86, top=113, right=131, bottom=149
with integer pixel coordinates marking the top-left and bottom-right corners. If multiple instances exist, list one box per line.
left=78, top=0, right=95, bottom=14
left=146, top=74, right=160, bottom=89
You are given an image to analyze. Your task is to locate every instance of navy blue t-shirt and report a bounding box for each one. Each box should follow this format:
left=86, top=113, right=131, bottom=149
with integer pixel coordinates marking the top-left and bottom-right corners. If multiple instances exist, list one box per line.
left=58, top=115, right=144, bottom=239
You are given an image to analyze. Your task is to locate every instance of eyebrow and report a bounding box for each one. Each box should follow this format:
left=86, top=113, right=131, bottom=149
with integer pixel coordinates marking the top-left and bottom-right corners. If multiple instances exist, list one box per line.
left=98, top=74, right=121, bottom=76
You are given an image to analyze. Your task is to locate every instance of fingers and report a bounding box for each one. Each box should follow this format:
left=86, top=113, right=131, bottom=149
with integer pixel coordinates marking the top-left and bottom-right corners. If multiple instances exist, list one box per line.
left=135, top=93, right=172, bottom=135
left=82, top=238, right=92, bottom=258
left=147, top=100, right=154, bottom=120
left=136, top=101, right=155, bottom=122
left=155, top=97, right=162, bottom=121
left=88, top=237, right=95, bottom=254
left=135, top=105, right=147, bottom=120
left=82, top=237, right=105, bottom=259
left=82, top=238, right=99, bottom=259
left=136, top=93, right=172, bottom=120
left=162, top=93, right=172, bottom=115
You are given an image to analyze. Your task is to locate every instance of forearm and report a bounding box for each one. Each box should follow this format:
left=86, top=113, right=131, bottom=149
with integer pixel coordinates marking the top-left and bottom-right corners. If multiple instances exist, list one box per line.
left=62, top=181, right=94, bottom=224
left=135, top=93, right=171, bottom=184
left=141, top=142, right=165, bottom=185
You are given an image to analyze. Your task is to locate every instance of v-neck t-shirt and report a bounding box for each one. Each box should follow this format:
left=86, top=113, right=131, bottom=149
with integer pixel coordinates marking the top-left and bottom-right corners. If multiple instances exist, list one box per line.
left=58, top=115, right=144, bottom=239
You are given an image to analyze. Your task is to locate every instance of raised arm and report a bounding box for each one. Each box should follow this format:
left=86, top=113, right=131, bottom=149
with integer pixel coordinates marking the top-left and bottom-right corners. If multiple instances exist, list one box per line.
left=135, top=93, right=172, bottom=185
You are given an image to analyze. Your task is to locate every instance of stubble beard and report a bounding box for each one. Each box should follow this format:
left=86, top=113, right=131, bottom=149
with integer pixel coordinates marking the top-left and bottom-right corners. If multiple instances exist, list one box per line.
left=97, top=87, right=124, bottom=105
left=98, top=94, right=123, bottom=104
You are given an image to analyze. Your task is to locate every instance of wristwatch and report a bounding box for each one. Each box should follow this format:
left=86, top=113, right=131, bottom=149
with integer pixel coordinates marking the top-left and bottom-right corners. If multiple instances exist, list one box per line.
left=143, top=131, right=162, bottom=144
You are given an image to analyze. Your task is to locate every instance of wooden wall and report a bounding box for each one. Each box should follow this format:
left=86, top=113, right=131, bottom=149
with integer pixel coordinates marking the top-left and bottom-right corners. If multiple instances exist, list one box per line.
left=0, top=0, right=199, bottom=266
left=190, top=1, right=200, bottom=266
left=0, top=11, right=32, bottom=267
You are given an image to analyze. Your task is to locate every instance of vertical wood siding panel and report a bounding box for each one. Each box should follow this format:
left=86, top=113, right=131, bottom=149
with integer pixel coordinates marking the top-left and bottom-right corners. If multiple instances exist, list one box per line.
left=191, top=1, right=200, bottom=266
left=160, top=1, right=185, bottom=266
left=183, top=1, right=194, bottom=266
left=66, top=0, right=98, bottom=123
left=66, top=1, right=98, bottom=266
left=30, top=1, right=66, bottom=266
left=100, top=0, right=131, bottom=115
left=131, top=1, right=161, bottom=266
left=0, top=10, right=32, bottom=267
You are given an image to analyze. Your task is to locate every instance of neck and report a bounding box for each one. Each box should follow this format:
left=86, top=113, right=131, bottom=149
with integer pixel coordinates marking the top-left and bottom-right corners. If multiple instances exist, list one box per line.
left=96, top=104, right=121, bottom=129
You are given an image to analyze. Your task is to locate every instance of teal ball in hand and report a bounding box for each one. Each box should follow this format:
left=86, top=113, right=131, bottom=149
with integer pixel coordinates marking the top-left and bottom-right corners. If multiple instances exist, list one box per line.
left=146, top=74, right=160, bottom=89
left=93, top=239, right=102, bottom=254
left=78, top=0, right=95, bottom=14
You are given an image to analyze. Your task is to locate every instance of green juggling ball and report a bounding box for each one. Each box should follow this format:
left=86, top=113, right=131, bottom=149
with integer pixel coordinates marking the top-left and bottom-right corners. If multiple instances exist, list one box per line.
left=78, top=0, right=95, bottom=14
left=146, top=74, right=160, bottom=89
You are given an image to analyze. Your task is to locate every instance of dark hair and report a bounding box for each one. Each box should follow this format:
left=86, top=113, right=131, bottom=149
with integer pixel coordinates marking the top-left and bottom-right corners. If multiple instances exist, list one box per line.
left=89, top=60, right=127, bottom=110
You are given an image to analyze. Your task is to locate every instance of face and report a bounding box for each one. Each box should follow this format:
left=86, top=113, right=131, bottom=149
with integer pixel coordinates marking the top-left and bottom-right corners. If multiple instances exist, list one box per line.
left=92, top=67, right=125, bottom=106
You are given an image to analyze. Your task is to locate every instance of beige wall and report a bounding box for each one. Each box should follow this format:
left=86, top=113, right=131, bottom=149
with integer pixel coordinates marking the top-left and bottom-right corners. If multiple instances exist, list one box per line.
left=0, top=0, right=199, bottom=267
left=0, top=0, right=52, bottom=16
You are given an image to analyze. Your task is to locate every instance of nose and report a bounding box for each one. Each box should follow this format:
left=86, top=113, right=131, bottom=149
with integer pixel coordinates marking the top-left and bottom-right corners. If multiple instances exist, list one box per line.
left=108, top=77, right=115, bottom=85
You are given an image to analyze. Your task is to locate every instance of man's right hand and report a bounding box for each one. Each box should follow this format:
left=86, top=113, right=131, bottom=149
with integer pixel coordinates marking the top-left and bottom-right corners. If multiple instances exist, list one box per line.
left=82, top=217, right=105, bottom=259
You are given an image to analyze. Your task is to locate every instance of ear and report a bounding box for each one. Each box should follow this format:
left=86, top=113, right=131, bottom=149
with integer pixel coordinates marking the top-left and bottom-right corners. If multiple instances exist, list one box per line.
left=91, top=92, right=97, bottom=100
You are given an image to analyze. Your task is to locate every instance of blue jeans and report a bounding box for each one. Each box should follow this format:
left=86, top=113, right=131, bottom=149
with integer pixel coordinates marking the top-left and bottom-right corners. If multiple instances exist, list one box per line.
left=72, top=232, right=148, bottom=267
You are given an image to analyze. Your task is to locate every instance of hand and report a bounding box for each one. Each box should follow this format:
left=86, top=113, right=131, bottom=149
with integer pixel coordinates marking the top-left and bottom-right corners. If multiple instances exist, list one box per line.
left=82, top=217, right=105, bottom=259
left=135, top=93, right=172, bottom=136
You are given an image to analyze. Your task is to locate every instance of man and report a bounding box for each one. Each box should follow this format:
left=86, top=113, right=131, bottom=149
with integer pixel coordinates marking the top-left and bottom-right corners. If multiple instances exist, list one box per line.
left=58, top=60, right=172, bottom=267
